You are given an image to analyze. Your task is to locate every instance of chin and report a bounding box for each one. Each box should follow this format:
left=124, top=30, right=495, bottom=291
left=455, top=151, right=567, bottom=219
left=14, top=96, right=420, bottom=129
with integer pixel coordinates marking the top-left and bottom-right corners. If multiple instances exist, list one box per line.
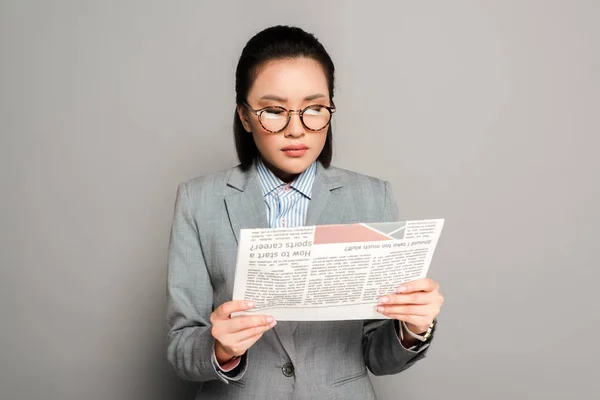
left=275, top=156, right=316, bottom=174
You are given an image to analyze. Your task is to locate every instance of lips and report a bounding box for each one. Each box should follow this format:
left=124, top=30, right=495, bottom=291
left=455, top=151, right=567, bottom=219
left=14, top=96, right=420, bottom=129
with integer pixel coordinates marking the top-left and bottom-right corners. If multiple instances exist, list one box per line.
left=282, top=145, right=308, bottom=151
left=282, top=144, right=308, bottom=157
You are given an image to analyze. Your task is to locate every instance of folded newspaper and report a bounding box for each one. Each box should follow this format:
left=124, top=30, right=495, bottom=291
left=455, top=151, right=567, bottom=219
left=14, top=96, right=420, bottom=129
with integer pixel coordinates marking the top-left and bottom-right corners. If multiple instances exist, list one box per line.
left=232, top=219, right=444, bottom=321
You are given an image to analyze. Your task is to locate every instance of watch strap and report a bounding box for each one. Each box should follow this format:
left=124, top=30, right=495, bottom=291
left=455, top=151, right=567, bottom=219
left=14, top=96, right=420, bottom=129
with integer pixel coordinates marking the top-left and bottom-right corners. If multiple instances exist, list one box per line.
left=402, top=320, right=435, bottom=342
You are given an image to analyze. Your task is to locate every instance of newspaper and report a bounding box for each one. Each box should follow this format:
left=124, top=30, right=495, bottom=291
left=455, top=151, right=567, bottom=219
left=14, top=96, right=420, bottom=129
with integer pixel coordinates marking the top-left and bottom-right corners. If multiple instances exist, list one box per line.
left=232, top=219, right=444, bottom=321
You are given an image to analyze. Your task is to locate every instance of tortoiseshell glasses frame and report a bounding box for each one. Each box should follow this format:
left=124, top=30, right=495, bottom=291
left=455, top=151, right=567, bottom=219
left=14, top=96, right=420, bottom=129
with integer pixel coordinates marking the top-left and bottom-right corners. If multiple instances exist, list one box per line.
left=242, top=102, right=336, bottom=134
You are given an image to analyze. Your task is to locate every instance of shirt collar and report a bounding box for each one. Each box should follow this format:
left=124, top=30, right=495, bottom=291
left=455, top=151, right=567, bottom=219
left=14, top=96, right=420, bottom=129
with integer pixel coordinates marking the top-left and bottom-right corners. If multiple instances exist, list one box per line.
left=256, top=157, right=316, bottom=199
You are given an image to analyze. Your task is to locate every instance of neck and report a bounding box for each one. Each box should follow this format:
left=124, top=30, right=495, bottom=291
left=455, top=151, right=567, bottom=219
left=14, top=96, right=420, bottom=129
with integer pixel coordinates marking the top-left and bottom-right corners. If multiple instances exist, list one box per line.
left=260, top=157, right=299, bottom=183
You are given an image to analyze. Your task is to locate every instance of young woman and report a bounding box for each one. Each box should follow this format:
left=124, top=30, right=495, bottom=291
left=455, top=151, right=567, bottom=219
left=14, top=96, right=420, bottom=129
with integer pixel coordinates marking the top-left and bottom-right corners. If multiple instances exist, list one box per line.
left=167, top=25, right=444, bottom=399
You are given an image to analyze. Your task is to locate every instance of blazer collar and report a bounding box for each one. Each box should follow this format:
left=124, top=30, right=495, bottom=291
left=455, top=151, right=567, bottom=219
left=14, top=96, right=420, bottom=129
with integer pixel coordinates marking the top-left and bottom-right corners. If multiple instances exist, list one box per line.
left=224, top=162, right=268, bottom=241
left=225, top=161, right=344, bottom=240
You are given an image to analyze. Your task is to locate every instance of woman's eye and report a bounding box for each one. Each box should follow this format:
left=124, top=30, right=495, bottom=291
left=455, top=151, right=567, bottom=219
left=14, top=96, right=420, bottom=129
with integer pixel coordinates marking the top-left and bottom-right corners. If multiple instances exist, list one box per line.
left=263, top=108, right=285, bottom=118
left=304, top=106, right=325, bottom=116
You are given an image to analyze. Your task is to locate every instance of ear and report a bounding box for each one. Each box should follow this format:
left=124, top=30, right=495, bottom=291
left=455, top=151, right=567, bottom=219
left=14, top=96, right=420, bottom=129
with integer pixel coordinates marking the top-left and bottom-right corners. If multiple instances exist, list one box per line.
left=237, top=104, right=253, bottom=133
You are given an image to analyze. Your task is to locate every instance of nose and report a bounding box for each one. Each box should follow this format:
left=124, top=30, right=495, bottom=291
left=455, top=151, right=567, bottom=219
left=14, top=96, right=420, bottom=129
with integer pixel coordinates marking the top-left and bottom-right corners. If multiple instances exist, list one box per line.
left=284, top=110, right=305, bottom=138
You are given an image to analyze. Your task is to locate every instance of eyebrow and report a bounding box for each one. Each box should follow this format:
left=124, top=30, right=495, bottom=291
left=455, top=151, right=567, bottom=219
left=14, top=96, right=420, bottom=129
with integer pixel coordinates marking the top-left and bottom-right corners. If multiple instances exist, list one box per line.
left=260, top=93, right=327, bottom=102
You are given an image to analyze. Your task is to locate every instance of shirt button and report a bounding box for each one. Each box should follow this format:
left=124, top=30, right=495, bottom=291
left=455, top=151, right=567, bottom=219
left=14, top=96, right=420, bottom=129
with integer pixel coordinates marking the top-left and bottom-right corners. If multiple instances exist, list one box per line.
left=282, top=362, right=294, bottom=377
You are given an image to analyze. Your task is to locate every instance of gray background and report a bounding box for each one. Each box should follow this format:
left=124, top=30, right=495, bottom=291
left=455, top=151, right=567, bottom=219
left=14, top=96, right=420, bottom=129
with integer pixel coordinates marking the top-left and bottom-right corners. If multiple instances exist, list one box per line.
left=1, top=1, right=598, bottom=399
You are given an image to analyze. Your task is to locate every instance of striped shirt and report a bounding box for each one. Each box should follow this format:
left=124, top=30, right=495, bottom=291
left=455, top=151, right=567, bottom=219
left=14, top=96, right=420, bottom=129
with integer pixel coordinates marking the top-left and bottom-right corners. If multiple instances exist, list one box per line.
left=256, top=157, right=317, bottom=228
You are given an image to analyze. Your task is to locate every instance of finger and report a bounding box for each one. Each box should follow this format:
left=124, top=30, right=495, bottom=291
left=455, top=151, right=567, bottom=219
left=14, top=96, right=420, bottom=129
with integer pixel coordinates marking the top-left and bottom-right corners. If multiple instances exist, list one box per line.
left=227, top=315, right=275, bottom=333
left=378, top=292, right=433, bottom=305
left=212, top=300, right=255, bottom=320
left=395, top=278, right=438, bottom=294
left=224, top=319, right=277, bottom=345
left=388, top=314, right=433, bottom=327
left=376, top=304, right=433, bottom=316
left=226, top=329, right=270, bottom=356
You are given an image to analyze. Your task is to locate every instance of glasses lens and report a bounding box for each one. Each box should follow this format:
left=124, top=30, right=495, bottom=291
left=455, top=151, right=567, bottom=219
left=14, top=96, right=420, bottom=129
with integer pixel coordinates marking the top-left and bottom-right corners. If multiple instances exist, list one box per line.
left=259, top=107, right=289, bottom=132
left=302, top=105, right=331, bottom=131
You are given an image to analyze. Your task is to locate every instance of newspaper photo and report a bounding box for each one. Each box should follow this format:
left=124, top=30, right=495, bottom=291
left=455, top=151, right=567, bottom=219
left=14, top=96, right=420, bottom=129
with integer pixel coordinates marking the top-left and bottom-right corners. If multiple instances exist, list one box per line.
left=232, top=219, right=444, bottom=321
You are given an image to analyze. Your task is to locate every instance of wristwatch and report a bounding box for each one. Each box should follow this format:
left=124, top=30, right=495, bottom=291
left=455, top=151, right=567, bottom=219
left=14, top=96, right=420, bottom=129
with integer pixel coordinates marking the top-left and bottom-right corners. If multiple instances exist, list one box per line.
left=402, top=320, right=436, bottom=342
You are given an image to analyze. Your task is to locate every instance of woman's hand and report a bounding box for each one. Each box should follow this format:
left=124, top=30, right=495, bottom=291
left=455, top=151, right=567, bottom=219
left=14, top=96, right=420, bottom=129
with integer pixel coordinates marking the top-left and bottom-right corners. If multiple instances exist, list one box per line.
left=210, top=300, right=277, bottom=365
left=376, top=278, right=444, bottom=334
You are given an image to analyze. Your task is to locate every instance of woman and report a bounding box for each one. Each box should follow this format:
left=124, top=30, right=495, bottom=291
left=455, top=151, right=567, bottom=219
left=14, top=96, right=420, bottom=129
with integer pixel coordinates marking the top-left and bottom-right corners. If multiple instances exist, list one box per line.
left=167, top=25, right=444, bottom=399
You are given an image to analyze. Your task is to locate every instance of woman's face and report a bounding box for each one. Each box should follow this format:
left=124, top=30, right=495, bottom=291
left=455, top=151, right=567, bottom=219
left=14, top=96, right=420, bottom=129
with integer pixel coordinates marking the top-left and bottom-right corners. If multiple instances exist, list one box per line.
left=238, top=57, right=331, bottom=182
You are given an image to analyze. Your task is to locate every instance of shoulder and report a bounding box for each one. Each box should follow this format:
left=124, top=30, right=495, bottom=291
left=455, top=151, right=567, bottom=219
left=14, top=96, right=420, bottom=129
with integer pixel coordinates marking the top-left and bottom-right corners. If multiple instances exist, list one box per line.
left=324, top=164, right=391, bottom=194
left=181, top=165, right=235, bottom=192
left=323, top=164, right=398, bottom=221
left=175, top=164, right=242, bottom=205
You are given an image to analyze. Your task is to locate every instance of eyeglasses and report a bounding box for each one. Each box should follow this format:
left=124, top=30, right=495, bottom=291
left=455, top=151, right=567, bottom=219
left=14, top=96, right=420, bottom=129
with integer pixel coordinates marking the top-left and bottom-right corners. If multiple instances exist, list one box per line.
left=243, top=102, right=336, bottom=134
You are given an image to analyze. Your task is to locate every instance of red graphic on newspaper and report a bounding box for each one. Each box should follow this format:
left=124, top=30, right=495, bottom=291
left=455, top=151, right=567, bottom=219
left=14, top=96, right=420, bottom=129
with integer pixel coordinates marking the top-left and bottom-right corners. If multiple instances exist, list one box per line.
left=313, top=224, right=392, bottom=245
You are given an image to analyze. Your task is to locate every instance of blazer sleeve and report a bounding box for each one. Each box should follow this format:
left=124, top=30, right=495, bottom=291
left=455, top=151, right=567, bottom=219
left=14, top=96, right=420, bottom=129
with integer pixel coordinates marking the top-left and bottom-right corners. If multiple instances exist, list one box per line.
left=362, top=180, right=432, bottom=376
left=166, top=182, right=248, bottom=383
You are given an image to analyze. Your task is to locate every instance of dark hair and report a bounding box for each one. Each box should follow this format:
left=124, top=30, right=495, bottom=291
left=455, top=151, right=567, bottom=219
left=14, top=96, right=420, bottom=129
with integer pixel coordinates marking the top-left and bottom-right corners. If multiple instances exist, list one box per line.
left=234, top=25, right=335, bottom=170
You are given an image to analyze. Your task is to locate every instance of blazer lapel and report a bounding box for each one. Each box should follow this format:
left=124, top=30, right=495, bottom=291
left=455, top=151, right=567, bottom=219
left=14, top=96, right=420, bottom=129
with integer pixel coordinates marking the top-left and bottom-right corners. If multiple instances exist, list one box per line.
left=224, top=167, right=268, bottom=243
left=305, top=162, right=345, bottom=226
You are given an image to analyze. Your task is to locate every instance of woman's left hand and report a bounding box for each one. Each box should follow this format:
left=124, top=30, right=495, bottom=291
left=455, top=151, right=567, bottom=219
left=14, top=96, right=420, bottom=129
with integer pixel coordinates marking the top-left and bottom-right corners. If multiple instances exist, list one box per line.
left=376, top=278, right=444, bottom=334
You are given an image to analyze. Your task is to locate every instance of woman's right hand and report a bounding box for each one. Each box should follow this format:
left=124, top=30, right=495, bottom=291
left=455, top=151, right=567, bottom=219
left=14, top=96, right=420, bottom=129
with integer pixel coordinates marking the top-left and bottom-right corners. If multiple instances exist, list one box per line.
left=210, top=300, right=277, bottom=365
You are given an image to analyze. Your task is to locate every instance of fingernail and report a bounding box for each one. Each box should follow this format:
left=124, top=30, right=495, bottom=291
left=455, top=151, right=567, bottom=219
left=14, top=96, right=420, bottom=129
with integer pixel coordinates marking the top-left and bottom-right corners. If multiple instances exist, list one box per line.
left=270, top=320, right=277, bottom=327
left=379, top=296, right=389, bottom=303
left=376, top=306, right=384, bottom=313
left=246, top=301, right=255, bottom=308
left=396, top=286, right=406, bottom=293
left=266, top=316, right=273, bottom=323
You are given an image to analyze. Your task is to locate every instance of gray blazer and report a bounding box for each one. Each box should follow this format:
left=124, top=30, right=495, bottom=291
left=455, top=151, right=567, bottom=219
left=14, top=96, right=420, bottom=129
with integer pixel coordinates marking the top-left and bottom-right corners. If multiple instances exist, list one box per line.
left=166, top=161, right=431, bottom=399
